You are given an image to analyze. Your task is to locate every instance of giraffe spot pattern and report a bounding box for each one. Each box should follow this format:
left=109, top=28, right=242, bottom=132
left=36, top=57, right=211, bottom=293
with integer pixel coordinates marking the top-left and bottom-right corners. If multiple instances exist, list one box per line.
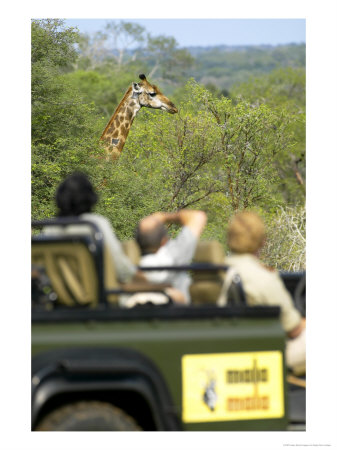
left=126, top=107, right=133, bottom=121
left=102, top=78, right=176, bottom=159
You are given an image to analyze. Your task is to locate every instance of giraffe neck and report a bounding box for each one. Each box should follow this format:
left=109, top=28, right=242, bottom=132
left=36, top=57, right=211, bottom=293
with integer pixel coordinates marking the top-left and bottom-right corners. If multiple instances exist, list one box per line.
left=100, top=87, right=141, bottom=157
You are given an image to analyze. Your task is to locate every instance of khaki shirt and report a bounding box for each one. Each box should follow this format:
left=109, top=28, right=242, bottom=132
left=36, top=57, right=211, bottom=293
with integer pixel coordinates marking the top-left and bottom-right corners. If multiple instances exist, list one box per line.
left=220, top=253, right=301, bottom=333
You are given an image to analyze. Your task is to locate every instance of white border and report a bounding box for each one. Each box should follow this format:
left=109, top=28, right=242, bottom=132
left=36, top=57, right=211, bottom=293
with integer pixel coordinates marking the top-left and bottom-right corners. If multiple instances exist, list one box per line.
left=1, top=1, right=337, bottom=449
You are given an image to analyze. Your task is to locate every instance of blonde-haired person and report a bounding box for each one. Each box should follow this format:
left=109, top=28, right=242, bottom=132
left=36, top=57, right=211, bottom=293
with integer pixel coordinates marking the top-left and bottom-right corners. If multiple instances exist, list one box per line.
left=218, top=211, right=305, bottom=372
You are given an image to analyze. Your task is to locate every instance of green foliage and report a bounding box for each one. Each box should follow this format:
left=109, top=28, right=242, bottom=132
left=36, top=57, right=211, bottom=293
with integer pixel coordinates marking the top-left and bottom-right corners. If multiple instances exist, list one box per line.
left=64, top=70, right=124, bottom=117
left=63, top=69, right=147, bottom=121
left=232, top=67, right=305, bottom=113
left=31, top=19, right=106, bottom=219
left=31, top=19, right=306, bottom=269
left=232, top=67, right=306, bottom=203
left=192, top=44, right=305, bottom=91
left=104, top=21, right=147, bottom=67
left=75, top=21, right=194, bottom=89
left=260, top=205, right=306, bottom=271
left=94, top=81, right=298, bottom=244
left=145, top=35, right=194, bottom=82
left=31, top=19, right=78, bottom=69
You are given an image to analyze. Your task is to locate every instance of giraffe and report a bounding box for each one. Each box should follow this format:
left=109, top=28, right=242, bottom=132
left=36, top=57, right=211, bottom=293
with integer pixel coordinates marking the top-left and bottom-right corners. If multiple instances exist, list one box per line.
left=100, top=74, right=178, bottom=159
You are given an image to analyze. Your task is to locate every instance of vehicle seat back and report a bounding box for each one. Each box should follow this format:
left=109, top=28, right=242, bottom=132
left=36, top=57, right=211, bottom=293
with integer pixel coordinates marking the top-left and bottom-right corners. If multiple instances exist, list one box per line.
left=189, top=240, right=226, bottom=304
left=122, top=240, right=141, bottom=265
left=217, top=267, right=247, bottom=306
left=32, top=228, right=124, bottom=306
left=31, top=238, right=100, bottom=306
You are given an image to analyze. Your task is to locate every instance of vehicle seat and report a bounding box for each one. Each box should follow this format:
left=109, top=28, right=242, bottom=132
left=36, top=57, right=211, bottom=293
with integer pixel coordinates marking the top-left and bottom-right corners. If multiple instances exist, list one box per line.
left=32, top=234, right=174, bottom=308
left=189, top=240, right=226, bottom=304
left=122, top=240, right=141, bottom=265
left=31, top=237, right=102, bottom=307
left=217, top=267, right=247, bottom=306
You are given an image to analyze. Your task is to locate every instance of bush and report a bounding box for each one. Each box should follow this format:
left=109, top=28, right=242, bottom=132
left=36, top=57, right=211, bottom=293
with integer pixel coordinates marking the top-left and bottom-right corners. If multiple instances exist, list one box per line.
left=260, top=206, right=306, bottom=271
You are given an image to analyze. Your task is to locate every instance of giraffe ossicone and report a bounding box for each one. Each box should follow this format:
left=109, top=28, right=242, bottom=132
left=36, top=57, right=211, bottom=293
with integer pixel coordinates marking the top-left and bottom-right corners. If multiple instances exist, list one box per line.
left=100, top=74, right=178, bottom=160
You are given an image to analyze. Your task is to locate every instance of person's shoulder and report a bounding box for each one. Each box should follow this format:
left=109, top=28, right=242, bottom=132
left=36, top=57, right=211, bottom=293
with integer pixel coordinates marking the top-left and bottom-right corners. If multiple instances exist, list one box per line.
left=226, top=254, right=275, bottom=279
left=225, top=253, right=258, bottom=267
left=163, top=227, right=197, bottom=256
left=173, top=226, right=197, bottom=244
left=81, top=212, right=104, bottom=222
left=81, top=213, right=112, bottom=228
left=251, top=261, right=284, bottom=293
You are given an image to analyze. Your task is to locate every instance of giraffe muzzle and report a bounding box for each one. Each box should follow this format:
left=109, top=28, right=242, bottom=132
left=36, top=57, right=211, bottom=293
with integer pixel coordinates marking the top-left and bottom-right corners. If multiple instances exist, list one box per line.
left=166, top=105, right=178, bottom=114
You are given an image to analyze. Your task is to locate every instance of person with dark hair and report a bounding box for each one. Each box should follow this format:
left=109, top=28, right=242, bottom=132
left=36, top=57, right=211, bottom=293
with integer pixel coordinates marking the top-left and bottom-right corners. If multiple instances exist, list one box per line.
left=43, top=172, right=137, bottom=284
left=135, top=210, right=207, bottom=304
left=217, top=211, right=306, bottom=372
left=55, top=172, right=98, bottom=217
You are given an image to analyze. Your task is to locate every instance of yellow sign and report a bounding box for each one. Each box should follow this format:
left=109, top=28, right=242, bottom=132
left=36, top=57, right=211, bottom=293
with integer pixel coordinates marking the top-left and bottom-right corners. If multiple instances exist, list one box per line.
left=182, top=351, right=284, bottom=422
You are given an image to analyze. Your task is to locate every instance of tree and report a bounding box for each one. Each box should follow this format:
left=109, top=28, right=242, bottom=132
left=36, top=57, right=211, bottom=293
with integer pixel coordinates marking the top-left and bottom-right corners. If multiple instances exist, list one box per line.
left=232, top=67, right=306, bottom=202
left=31, top=19, right=78, bottom=70
left=74, top=31, right=112, bottom=70
left=102, top=81, right=297, bottom=228
left=146, top=35, right=194, bottom=83
left=64, top=69, right=134, bottom=117
left=104, top=21, right=147, bottom=68
left=193, top=44, right=305, bottom=92
left=32, top=19, right=83, bottom=146
left=31, top=19, right=106, bottom=219
left=260, top=206, right=306, bottom=271
left=74, top=22, right=194, bottom=88
left=74, top=21, right=148, bottom=72
left=168, top=80, right=295, bottom=212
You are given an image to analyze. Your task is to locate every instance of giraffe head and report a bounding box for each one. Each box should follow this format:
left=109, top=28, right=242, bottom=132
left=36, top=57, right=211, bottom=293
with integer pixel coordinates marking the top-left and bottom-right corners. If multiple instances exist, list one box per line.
left=132, top=74, right=178, bottom=114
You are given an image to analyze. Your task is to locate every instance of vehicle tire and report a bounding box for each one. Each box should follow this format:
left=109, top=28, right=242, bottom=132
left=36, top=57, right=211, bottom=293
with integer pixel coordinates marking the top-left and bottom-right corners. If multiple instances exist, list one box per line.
left=35, top=400, right=141, bottom=431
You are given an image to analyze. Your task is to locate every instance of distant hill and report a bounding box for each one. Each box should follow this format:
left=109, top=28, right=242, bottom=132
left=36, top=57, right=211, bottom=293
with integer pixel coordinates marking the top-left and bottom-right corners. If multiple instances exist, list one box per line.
left=184, top=43, right=305, bottom=91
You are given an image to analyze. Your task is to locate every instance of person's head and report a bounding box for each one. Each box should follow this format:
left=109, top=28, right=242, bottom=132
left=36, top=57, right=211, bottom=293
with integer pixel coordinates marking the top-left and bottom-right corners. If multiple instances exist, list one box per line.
left=135, top=218, right=169, bottom=255
left=227, top=211, right=266, bottom=255
left=56, top=172, right=98, bottom=217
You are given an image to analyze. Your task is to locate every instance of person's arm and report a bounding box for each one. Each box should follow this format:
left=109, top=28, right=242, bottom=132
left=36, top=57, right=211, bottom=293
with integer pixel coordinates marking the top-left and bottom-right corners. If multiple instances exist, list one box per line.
left=288, top=318, right=306, bottom=339
left=130, top=270, right=147, bottom=282
left=103, top=231, right=137, bottom=283
left=263, top=273, right=304, bottom=336
left=147, top=209, right=207, bottom=238
left=85, top=214, right=137, bottom=283
left=165, top=287, right=189, bottom=305
left=176, top=209, right=207, bottom=238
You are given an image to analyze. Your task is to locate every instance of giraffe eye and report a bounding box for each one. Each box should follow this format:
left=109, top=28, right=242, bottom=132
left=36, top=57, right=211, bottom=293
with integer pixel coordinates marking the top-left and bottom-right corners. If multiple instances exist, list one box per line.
left=149, top=92, right=157, bottom=97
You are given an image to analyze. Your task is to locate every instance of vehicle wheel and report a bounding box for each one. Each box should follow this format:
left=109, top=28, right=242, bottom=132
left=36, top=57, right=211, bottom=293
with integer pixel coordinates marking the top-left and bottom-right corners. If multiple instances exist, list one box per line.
left=35, top=400, right=141, bottom=431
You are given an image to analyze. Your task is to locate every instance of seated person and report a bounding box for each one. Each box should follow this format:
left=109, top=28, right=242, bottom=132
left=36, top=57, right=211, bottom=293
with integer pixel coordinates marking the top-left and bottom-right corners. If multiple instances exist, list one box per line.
left=217, top=211, right=305, bottom=372
left=42, top=172, right=140, bottom=284
left=135, top=209, right=207, bottom=304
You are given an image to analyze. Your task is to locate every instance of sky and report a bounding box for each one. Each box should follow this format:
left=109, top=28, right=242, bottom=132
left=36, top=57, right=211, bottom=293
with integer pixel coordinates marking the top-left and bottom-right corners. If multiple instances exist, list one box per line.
left=64, top=18, right=305, bottom=47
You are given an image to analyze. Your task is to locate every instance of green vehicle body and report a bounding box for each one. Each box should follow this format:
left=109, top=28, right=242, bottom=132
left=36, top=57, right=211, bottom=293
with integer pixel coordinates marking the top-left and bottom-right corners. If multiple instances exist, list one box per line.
left=31, top=219, right=305, bottom=431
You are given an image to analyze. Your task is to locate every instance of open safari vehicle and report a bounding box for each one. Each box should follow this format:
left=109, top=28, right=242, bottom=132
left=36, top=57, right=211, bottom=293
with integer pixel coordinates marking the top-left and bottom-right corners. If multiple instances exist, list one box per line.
left=31, top=218, right=306, bottom=431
